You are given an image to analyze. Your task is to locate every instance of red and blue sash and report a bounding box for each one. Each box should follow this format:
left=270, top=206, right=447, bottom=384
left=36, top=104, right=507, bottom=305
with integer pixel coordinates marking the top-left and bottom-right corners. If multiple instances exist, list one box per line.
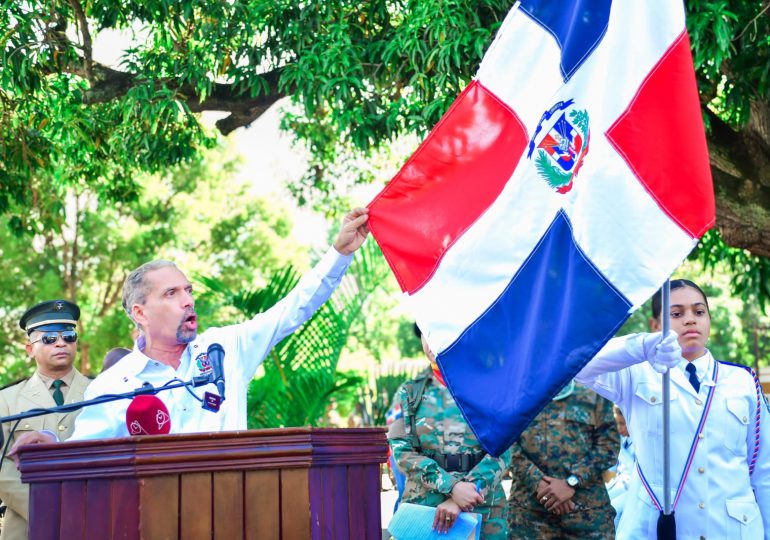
left=718, top=360, right=764, bottom=475
left=637, top=361, right=719, bottom=512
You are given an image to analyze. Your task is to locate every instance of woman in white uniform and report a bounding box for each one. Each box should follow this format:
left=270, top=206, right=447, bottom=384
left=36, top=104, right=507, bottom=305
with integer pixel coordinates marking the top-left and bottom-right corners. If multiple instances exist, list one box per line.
left=576, top=279, right=769, bottom=539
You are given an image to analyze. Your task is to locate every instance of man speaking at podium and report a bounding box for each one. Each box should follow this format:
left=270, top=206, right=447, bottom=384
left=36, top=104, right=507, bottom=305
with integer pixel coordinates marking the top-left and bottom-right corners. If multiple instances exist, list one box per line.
left=9, top=208, right=369, bottom=448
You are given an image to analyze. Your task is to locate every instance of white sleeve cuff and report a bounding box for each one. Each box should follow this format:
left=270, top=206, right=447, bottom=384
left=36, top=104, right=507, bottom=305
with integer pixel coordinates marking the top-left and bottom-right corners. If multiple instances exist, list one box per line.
left=318, top=246, right=353, bottom=279
left=39, top=429, right=59, bottom=443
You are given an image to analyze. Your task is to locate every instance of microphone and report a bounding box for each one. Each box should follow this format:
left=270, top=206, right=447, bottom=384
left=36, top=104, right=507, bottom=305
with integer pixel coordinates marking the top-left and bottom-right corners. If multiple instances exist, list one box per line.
left=125, top=395, right=171, bottom=435
left=207, top=343, right=226, bottom=401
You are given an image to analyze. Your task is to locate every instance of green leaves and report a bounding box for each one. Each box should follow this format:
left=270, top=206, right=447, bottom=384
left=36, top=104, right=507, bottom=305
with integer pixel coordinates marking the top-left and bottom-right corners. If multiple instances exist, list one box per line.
left=1, top=0, right=769, bottom=321
left=278, top=0, right=504, bottom=173
left=686, top=0, right=769, bottom=128
left=692, top=229, right=770, bottom=312
left=3, top=0, right=765, bottom=233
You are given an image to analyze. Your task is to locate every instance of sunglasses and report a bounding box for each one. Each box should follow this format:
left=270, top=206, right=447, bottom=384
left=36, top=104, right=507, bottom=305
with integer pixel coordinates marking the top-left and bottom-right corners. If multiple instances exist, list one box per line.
left=30, top=330, right=78, bottom=345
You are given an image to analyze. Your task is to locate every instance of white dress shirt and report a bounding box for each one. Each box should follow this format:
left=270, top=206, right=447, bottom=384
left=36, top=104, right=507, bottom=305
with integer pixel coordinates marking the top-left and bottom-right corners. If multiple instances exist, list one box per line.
left=70, top=248, right=352, bottom=440
left=577, top=336, right=770, bottom=540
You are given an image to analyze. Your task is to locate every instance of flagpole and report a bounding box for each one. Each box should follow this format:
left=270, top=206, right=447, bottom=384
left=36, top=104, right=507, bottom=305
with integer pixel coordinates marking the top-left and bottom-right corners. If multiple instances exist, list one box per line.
left=662, top=279, right=672, bottom=515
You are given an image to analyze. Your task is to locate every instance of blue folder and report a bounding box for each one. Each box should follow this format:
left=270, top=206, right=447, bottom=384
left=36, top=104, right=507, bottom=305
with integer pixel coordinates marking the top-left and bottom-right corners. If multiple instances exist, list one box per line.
left=387, top=502, right=481, bottom=540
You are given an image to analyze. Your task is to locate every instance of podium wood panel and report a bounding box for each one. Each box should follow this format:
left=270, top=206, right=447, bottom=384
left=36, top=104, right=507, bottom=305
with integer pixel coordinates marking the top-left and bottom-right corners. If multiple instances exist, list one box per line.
left=214, top=471, right=245, bottom=538
left=281, top=468, right=311, bottom=539
left=141, top=475, right=180, bottom=540
left=21, top=427, right=387, bottom=539
left=85, top=479, right=111, bottom=540
left=181, top=472, right=213, bottom=540
left=111, top=478, right=140, bottom=540
left=28, top=481, right=60, bottom=540
left=60, top=479, right=86, bottom=540
left=347, top=465, right=367, bottom=537
left=245, top=470, right=279, bottom=540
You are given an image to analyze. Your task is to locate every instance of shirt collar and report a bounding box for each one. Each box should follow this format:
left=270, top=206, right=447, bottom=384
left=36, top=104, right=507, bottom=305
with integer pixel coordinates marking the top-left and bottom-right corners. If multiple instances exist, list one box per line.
left=621, top=435, right=632, bottom=449
left=678, top=349, right=714, bottom=386
left=106, top=350, right=148, bottom=378
left=119, top=341, right=195, bottom=378
left=37, top=368, right=75, bottom=389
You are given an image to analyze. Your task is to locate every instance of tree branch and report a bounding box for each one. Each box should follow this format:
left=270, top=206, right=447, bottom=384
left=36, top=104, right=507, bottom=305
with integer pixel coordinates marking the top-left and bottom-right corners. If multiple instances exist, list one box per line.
left=713, top=166, right=770, bottom=258
left=706, top=106, right=770, bottom=257
left=103, top=273, right=125, bottom=316
left=183, top=70, right=287, bottom=135
left=707, top=106, right=770, bottom=189
left=735, top=2, right=770, bottom=41
left=68, top=0, right=93, bottom=83
left=68, top=194, right=81, bottom=301
left=63, top=58, right=287, bottom=135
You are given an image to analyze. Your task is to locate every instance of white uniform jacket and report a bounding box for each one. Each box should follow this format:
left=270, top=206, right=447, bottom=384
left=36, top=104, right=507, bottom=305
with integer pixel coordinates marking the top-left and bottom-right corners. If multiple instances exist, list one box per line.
left=70, top=247, right=351, bottom=440
left=576, top=336, right=770, bottom=540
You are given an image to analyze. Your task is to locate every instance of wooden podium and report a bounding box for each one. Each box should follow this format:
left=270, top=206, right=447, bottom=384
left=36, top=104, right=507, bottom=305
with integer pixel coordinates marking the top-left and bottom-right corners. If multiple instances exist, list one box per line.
left=18, top=427, right=388, bottom=540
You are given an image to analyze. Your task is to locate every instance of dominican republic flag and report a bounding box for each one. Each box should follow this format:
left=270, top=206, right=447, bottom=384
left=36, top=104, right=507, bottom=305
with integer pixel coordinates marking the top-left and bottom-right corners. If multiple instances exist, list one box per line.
left=367, top=0, right=714, bottom=456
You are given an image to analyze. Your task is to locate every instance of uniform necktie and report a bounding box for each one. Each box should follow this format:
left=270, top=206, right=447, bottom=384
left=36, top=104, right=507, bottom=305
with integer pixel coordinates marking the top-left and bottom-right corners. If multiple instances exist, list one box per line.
left=685, top=363, right=700, bottom=394
left=51, top=379, right=65, bottom=406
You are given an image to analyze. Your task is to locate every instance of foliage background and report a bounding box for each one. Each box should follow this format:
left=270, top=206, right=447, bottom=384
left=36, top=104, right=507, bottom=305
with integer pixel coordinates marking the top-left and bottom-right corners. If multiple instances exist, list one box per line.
left=0, top=1, right=768, bottom=422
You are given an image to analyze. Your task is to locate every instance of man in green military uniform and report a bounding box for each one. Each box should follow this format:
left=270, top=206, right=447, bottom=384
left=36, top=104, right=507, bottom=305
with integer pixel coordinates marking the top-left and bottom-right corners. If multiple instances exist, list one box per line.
left=507, top=380, right=618, bottom=539
left=0, top=300, right=91, bottom=540
left=387, top=325, right=510, bottom=539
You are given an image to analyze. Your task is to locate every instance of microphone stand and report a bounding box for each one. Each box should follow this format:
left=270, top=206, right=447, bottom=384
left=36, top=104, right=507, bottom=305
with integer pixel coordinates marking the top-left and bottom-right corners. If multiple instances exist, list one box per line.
left=0, top=375, right=212, bottom=464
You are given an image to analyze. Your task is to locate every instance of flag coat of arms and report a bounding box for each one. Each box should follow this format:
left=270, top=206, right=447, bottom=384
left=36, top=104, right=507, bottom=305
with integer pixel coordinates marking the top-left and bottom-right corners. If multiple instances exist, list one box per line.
left=368, top=0, right=714, bottom=456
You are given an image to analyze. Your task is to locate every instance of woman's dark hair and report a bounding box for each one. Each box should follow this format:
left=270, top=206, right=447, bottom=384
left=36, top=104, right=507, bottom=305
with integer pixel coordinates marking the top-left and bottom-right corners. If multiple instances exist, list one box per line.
left=413, top=322, right=422, bottom=339
left=650, top=279, right=709, bottom=319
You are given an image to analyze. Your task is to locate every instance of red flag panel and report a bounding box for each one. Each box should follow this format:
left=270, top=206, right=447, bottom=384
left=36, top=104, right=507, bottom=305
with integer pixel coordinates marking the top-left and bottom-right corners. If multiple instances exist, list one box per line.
left=606, top=31, right=714, bottom=239
left=368, top=80, right=529, bottom=293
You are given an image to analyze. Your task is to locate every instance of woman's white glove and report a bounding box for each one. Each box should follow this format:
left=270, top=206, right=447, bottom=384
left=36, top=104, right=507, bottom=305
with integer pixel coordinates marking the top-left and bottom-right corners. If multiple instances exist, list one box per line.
left=641, top=331, right=682, bottom=373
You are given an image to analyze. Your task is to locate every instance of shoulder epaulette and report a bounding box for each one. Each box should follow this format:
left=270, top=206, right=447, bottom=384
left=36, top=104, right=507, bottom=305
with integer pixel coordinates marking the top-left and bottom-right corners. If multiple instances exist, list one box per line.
left=402, top=369, right=432, bottom=450
left=717, top=361, right=765, bottom=403
left=405, top=369, right=433, bottom=404
left=717, top=359, right=754, bottom=372
left=717, top=360, right=765, bottom=402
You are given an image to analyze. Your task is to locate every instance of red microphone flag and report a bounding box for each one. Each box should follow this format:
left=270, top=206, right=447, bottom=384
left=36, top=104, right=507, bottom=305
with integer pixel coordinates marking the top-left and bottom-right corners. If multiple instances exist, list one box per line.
left=125, top=395, right=171, bottom=435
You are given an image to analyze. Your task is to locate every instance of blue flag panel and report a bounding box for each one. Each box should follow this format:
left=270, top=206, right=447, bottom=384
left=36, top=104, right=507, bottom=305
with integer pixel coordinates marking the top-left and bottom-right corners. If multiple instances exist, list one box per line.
left=520, top=0, right=613, bottom=81
left=437, top=210, right=631, bottom=456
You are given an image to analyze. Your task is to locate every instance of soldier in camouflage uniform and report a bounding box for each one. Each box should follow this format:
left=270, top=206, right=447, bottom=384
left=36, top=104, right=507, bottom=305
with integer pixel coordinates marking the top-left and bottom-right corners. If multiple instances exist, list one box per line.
left=387, top=326, right=510, bottom=539
left=508, top=381, right=618, bottom=539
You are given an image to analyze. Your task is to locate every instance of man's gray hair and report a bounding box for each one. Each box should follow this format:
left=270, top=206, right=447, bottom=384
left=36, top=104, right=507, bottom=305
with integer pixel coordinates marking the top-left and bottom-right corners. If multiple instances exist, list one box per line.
left=122, top=260, right=179, bottom=327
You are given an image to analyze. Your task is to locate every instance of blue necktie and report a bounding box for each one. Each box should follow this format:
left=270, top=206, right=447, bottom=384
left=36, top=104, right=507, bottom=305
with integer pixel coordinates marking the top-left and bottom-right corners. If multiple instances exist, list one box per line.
left=685, top=363, right=700, bottom=393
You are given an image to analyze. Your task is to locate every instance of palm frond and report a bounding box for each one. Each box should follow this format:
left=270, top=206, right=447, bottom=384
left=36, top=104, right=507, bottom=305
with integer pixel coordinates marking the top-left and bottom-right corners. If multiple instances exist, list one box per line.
left=357, top=364, right=422, bottom=426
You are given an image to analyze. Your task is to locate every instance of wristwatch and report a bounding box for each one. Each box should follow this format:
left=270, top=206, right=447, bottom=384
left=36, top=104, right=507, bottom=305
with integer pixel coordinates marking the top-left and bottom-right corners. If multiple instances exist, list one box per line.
left=566, top=474, right=581, bottom=488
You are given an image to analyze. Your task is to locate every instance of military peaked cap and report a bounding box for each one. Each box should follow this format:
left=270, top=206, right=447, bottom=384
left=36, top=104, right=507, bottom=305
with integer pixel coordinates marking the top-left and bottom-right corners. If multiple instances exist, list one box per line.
left=19, top=300, right=80, bottom=334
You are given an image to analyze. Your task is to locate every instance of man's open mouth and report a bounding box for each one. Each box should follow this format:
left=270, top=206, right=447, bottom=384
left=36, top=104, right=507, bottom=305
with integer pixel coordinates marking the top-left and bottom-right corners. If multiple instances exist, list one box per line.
left=183, top=313, right=198, bottom=328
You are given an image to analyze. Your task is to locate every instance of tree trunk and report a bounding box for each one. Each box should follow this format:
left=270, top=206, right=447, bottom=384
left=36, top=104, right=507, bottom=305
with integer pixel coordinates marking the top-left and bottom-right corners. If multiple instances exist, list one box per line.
left=708, top=101, right=770, bottom=257
left=77, top=319, right=90, bottom=375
